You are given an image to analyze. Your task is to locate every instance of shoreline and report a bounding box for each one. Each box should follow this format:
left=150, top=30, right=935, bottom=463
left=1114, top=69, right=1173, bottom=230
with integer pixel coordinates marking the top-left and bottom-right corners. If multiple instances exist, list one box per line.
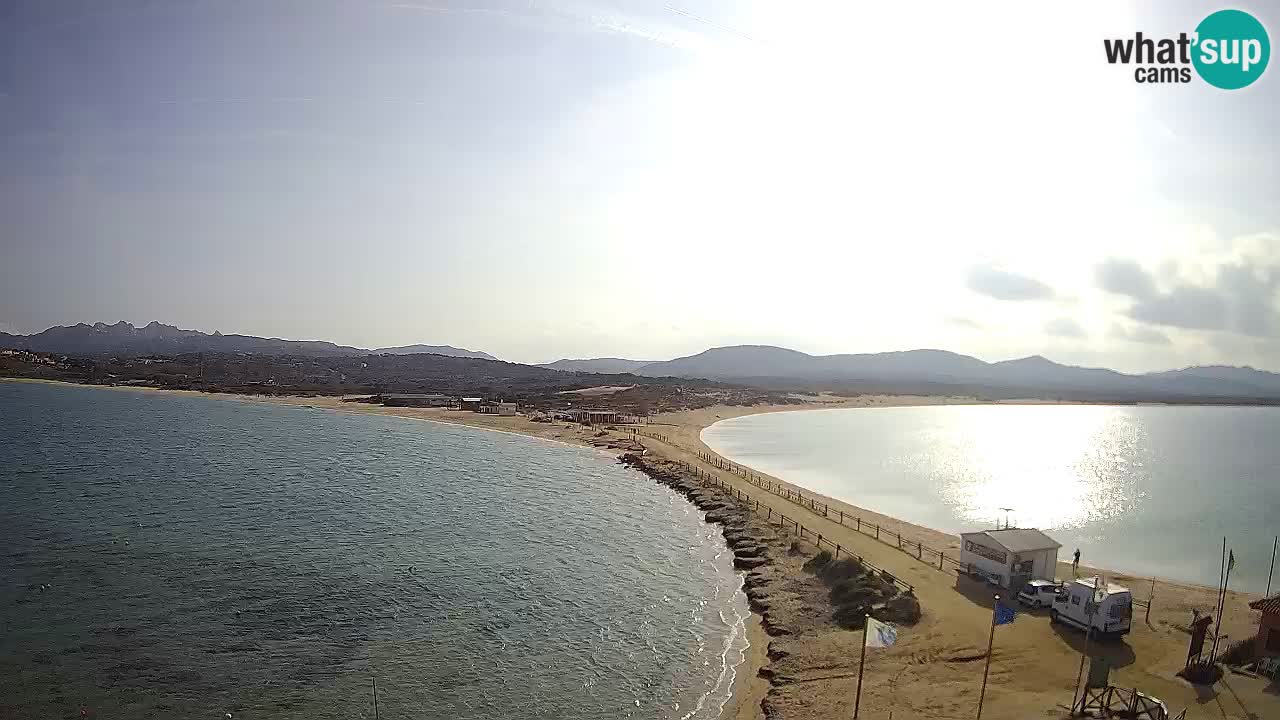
left=694, top=406, right=1270, bottom=596
left=8, top=378, right=1277, bottom=718
left=640, top=405, right=1274, bottom=718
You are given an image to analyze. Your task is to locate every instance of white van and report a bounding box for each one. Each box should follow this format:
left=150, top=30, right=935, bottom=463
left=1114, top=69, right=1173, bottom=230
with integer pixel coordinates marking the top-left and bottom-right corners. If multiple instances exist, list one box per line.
left=1049, top=576, right=1132, bottom=637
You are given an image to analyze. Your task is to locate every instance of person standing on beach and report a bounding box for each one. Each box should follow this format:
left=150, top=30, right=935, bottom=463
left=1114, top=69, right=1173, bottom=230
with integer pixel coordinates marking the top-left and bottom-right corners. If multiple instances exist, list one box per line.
left=1073, top=548, right=1081, bottom=576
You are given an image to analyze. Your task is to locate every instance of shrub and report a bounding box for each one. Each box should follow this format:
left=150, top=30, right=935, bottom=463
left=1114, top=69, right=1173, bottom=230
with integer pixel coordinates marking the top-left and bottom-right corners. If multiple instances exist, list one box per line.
left=802, top=550, right=833, bottom=573
left=818, top=557, right=865, bottom=584
left=830, top=578, right=879, bottom=606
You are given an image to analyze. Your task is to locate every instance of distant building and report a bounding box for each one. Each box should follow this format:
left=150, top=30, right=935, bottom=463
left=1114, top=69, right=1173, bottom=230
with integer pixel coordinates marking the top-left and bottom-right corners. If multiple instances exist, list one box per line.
left=958, top=528, right=1061, bottom=590
left=1249, top=594, right=1280, bottom=658
left=477, top=401, right=517, bottom=416
left=460, top=397, right=483, bottom=412
left=382, top=393, right=454, bottom=408
left=567, top=408, right=626, bottom=425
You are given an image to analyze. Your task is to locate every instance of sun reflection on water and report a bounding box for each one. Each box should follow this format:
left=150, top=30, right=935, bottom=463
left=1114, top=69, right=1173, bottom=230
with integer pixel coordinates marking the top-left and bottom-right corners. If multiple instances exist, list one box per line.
left=930, top=405, right=1148, bottom=531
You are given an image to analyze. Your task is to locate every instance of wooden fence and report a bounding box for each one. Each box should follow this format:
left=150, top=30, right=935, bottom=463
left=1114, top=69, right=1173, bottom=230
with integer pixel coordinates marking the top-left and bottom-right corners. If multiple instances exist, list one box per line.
left=677, top=459, right=914, bottom=593
left=636, top=430, right=1155, bottom=614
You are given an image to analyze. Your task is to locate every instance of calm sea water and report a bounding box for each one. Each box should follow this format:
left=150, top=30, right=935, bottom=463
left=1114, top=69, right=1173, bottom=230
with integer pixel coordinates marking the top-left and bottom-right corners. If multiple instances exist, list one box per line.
left=0, top=381, right=748, bottom=719
left=703, top=405, right=1280, bottom=593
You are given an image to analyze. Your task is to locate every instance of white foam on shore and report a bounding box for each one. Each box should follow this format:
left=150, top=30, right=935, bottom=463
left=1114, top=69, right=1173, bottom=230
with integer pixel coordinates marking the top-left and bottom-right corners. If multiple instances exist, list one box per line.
left=679, top=514, right=752, bottom=720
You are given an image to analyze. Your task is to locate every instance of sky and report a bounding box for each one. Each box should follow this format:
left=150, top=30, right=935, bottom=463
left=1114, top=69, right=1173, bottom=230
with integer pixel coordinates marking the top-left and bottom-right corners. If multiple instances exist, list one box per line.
left=2, top=1, right=1278, bottom=371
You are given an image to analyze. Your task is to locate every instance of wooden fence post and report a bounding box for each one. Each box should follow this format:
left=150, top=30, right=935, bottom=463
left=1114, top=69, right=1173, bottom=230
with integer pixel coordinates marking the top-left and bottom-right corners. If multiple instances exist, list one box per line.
left=876, top=524, right=880, bottom=539
left=1146, top=578, right=1155, bottom=623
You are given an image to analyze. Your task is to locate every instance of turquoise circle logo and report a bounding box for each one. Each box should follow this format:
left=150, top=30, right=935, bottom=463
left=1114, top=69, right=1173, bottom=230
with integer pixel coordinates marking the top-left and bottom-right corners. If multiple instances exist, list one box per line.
left=1193, top=9, right=1270, bottom=89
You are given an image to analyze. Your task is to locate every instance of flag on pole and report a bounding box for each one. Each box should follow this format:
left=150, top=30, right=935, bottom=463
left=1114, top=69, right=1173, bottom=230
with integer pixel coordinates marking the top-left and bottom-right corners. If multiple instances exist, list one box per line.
left=977, top=594, right=1012, bottom=720
left=1228, top=550, right=1235, bottom=573
left=854, top=615, right=897, bottom=718
left=865, top=616, right=898, bottom=648
left=994, top=598, right=1016, bottom=626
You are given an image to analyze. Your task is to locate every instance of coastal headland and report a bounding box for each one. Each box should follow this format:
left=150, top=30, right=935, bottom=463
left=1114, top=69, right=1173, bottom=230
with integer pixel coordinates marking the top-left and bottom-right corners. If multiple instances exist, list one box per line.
left=6, top=379, right=1276, bottom=719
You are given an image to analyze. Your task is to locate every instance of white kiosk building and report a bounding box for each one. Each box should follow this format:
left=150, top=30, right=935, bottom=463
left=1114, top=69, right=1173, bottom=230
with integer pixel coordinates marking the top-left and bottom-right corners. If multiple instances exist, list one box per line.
left=959, top=528, right=1061, bottom=590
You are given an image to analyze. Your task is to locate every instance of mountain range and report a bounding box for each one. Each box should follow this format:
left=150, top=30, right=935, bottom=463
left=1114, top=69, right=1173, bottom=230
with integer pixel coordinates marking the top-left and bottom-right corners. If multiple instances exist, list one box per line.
left=631, top=345, right=1280, bottom=399
left=5, top=323, right=1280, bottom=401
left=531, top=346, right=1280, bottom=400
left=0, top=322, right=495, bottom=361
left=374, top=344, right=498, bottom=361
left=536, top=357, right=656, bottom=373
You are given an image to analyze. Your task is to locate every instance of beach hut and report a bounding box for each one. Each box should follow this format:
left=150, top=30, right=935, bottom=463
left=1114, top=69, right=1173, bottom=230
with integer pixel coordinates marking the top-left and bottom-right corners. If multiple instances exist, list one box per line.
left=959, top=527, right=1061, bottom=590
left=476, top=401, right=517, bottom=416
left=1249, top=594, right=1280, bottom=658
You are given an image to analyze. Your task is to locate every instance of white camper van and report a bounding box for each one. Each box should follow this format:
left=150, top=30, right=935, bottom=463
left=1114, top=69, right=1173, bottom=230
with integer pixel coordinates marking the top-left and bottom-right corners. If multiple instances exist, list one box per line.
left=1049, top=576, right=1132, bottom=637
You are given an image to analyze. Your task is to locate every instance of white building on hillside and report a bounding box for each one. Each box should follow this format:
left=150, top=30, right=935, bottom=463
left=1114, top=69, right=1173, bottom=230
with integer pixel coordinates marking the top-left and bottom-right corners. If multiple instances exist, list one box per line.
left=959, top=527, right=1061, bottom=590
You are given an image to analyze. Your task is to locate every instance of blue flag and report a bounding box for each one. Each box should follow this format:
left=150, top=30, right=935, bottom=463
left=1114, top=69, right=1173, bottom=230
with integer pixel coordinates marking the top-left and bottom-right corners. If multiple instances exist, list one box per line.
left=995, top=599, right=1016, bottom=626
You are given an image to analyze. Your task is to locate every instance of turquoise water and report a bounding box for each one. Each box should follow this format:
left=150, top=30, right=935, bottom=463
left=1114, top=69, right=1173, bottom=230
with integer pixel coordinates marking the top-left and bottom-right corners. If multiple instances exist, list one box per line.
left=703, top=404, right=1280, bottom=593
left=1, top=381, right=748, bottom=719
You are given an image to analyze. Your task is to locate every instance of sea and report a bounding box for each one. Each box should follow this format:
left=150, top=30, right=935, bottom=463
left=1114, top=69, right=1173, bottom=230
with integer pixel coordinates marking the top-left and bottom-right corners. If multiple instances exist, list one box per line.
left=703, top=404, right=1280, bottom=594
left=0, top=381, right=748, bottom=719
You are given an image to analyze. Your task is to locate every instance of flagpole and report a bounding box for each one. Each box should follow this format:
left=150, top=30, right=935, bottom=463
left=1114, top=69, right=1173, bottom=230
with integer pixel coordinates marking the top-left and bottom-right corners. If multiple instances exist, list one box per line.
left=1072, top=600, right=1094, bottom=714
left=1211, top=550, right=1235, bottom=662
left=854, top=615, right=869, bottom=719
left=1210, top=538, right=1228, bottom=662
left=1267, top=536, right=1277, bottom=597
left=976, top=594, right=998, bottom=720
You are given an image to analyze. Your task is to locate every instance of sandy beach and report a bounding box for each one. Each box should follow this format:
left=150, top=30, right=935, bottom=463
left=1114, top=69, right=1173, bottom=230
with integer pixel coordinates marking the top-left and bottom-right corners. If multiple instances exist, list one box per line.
left=8, top=379, right=1277, bottom=719
left=642, top=402, right=1277, bottom=720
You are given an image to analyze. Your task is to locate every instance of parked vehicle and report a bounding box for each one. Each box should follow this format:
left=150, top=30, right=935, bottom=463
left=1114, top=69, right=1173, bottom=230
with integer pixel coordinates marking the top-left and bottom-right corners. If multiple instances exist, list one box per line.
left=1049, top=576, right=1132, bottom=637
left=1016, top=579, right=1061, bottom=608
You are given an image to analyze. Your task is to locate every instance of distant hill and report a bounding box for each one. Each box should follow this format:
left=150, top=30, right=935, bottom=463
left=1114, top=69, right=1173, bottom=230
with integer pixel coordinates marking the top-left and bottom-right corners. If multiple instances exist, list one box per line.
left=635, top=344, right=1280, bottom=400
left=538, top=357, right=656, bottom=374
left=636, top=346, right=996, bottom=383
left=7, top=323, right=1280, bottom=402
left=0, top=322, right=502, bottom=361
left=0, top=321, right=364, bottom=357
left=1143, top=365, right=1280, bottom=396
left=374, top=344, right=498, bottom=361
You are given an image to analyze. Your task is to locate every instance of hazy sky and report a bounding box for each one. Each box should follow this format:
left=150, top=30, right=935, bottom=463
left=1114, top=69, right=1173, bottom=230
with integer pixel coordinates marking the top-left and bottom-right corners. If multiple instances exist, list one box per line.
left=2, top=1, right=1277, bottom=370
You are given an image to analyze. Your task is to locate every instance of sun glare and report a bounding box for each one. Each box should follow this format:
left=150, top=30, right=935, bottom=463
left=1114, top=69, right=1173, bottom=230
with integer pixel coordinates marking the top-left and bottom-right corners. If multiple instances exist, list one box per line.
left=935, top=405, right=1142, bottom=530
